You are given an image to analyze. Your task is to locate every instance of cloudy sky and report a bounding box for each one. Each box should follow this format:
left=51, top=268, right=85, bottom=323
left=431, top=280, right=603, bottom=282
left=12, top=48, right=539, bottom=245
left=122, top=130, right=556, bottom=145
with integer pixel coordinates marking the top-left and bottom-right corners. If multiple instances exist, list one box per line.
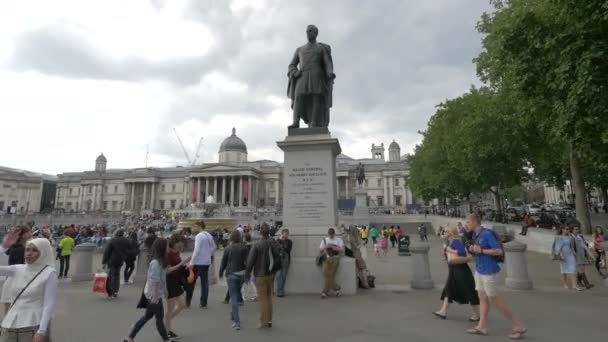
left=0, top=0, right=491, bottom=175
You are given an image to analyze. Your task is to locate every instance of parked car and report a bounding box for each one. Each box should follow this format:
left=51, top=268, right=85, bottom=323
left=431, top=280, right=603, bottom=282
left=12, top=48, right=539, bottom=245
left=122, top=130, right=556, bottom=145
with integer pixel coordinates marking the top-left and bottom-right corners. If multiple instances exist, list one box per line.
left=525, top=204, right=542, bottom=215
left=505, top=207, right=524, bottom=222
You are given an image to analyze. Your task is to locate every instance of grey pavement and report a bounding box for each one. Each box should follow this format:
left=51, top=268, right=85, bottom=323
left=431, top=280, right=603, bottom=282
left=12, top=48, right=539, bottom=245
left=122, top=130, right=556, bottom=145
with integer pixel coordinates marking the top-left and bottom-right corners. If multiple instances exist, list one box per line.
left=27, top=235, right=608, bottom=341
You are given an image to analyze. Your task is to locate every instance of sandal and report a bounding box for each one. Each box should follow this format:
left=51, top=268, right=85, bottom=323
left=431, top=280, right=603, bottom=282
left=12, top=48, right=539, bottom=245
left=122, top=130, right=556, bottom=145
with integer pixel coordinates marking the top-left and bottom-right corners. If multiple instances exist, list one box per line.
left=432, top=312, right=447, bottom=320
left=467, top=328, right=487, bottom=336
left=468, top=316, right=480, bottom=322
left=508, top=328, right=527, bottom=339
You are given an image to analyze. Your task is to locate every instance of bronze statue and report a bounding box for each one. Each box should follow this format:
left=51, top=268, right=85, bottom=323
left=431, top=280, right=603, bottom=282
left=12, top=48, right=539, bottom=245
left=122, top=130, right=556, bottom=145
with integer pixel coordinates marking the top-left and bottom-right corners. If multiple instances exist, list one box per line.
left=287, top=25, right=335, bottom=128
left=356, top=162, right=365, bottom=188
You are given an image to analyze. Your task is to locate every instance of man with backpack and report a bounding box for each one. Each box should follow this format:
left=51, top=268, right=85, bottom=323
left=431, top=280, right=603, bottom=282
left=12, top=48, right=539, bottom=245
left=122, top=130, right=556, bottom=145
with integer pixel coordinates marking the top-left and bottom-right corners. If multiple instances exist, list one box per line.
left=465, top=214, right=526, bottom=339
left=245, top=223, right=281, bottom=329
left=102, top=229, right=132, bottom=299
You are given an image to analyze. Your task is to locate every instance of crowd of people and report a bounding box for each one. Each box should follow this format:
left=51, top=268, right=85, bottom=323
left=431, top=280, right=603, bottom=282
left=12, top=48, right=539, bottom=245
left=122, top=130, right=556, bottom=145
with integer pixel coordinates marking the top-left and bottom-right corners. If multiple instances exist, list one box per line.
left=2, top=210, right=608, bottom=340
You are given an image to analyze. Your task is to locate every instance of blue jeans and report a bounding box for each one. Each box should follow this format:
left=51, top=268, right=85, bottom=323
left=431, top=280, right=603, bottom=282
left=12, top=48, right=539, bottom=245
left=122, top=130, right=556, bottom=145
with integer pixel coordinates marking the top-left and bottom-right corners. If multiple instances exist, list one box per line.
left=227, top=274, right=245, bottom=325
left=275, top=255, right=290, bottom=296
left=194, top=265, right=210, bottom=306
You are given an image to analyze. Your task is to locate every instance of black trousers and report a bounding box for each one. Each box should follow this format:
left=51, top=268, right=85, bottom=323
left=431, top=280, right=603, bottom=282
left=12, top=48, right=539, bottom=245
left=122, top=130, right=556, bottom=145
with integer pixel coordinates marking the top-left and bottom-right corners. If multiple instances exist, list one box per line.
left=59, top=255, right=70, bottom=277
left=106, top=264, right=121, bottom=296
left=124, top=260, right=135, bottom=282
left=128, top=299, right=169, bottom=340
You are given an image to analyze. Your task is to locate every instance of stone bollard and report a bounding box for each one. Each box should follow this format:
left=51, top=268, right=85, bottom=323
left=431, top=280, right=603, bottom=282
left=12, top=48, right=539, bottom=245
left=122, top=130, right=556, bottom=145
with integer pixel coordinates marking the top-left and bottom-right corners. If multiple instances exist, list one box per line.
left=410, top=243, right=434, bottom=289
left=134, top=245, right=149, bottom=284
left=209, top=261, right=217, bottom=285
left=71, top=243, right=96, bottom=282
left=504, top=240, right=533, bottom=290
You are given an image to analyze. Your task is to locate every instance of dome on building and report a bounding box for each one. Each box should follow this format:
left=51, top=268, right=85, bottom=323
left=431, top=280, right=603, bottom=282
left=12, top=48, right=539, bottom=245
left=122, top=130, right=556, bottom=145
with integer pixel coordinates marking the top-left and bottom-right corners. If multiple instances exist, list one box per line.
left=219, top=128, right=247, bottom=153
left=389, top=140, right=400, bottom=150
left=96, top=153, right=107, bottom=162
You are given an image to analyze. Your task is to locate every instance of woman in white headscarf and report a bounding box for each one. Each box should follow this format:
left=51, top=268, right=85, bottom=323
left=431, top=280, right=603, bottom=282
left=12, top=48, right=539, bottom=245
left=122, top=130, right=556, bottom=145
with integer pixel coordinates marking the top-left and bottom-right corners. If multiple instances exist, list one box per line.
left=0, top=238, right=57, bottom=342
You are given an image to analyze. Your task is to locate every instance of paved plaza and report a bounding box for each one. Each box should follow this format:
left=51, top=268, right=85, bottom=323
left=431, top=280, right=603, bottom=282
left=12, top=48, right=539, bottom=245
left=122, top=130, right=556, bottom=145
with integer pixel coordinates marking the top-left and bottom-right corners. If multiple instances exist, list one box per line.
left=39, top=234, right=608, bottom=342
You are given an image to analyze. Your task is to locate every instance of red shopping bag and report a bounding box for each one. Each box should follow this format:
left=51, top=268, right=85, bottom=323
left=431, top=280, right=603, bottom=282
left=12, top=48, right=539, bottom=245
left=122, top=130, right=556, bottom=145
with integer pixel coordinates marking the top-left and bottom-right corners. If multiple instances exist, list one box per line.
left=186, top=266, right=195, bottom=284
left=93, top=272, right=108, bottom=294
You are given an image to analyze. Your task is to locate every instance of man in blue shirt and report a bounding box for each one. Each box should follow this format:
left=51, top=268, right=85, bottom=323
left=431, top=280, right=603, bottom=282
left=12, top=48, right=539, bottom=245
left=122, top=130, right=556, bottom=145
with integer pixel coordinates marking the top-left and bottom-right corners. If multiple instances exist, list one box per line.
left=466, top=214, right=526, bottom=339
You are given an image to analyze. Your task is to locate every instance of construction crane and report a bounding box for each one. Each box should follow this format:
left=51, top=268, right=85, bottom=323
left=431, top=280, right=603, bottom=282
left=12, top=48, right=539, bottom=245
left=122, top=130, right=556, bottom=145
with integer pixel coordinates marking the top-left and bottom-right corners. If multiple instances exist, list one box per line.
left=173, top=128, right=203, bottom=166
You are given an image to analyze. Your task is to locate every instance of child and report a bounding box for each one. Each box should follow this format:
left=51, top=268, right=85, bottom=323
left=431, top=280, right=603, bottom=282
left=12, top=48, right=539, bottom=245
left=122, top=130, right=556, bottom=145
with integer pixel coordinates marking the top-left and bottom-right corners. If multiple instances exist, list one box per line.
left=379, top=234, right=389, bottom=257
left=373, top=243, right=380, bottom=257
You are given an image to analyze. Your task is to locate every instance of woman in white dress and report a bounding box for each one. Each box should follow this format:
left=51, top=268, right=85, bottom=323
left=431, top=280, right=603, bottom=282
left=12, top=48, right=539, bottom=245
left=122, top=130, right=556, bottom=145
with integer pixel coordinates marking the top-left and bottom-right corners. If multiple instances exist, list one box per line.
left=0, top=238, right=57, bottom=342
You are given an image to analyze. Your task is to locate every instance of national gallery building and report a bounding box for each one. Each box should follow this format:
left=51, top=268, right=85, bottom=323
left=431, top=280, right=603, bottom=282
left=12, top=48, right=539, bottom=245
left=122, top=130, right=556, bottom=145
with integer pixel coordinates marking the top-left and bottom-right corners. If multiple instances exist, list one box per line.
left=54, top=128, right=413, bottom=213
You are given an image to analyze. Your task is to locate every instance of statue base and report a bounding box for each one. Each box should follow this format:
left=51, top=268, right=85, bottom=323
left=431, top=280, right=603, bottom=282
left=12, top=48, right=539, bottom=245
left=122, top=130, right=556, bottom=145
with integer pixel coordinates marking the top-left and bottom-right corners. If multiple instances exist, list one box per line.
left=353, top=188, right=370, bottom=226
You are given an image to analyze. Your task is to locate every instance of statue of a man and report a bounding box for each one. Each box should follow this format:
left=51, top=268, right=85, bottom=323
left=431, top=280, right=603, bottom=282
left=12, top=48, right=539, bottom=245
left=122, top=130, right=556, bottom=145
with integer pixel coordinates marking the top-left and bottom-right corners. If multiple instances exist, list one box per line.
left=356, top=162, right=365, bottom=188
left=287, top=25, right=335, bottom=129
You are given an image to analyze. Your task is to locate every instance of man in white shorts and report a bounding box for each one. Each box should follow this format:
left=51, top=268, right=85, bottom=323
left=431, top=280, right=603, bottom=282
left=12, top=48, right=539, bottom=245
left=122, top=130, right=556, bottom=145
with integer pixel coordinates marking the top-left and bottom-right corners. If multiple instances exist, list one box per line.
left=466, top=214, right=526, bottom=339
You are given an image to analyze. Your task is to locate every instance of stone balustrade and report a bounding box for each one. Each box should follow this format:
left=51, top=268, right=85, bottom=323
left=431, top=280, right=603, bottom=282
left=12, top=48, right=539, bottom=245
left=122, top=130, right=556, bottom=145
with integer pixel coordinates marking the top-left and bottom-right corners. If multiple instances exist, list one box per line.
left=409, top=243, right=434, bottom=289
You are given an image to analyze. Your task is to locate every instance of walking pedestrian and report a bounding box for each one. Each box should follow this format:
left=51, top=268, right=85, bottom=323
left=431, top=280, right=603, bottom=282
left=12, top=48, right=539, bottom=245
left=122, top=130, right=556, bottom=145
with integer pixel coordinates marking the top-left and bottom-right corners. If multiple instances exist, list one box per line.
left=369, top=226, right=379, bottom=245
left=123, top=238, right=189, bottom=342
left=465, top=214, right=526, bottom=339
left=275, top=228, right=292, bottom=297
left=572, top=227, right=594, bottom=289
left=57, top=230, right=75, bottom=279
left=165, top=234, right=187, bottom=340
left=102, top=229, right=131, bottom=299
left=553, top=226, right=580, bottom=290
left=245, top=224, right=281, bottom=329
left=389, top=225, right=397, bottom=248
left=219, top=230, right=249, bottom=331
left=123, top=232, right=139, bottom=284
left=0, top=238, right=58, bottom=342
left=319, top=228, right=344, bottom=298
left=0, top=225, right=31, bottom=313
left=188, top=220, right=215, bottom=309
left=433, top=226, right=480, bottom=321
left=592, top=227, right=606, bottom=276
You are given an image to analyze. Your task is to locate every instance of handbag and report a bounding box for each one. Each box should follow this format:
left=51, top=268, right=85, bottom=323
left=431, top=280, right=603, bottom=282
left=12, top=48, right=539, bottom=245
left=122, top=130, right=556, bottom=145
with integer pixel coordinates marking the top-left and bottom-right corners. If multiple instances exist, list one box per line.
left=92, top=272, right=108, bottom=294
left=136, top=290, right=148, bottom=309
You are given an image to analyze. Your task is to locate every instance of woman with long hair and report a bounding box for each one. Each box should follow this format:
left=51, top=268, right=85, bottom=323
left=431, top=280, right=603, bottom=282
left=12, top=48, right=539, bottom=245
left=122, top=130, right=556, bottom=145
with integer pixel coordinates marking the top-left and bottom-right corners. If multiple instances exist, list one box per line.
left=433, top=226, right=480, bottom=321
left=124, top=238, right=189, bottom=342
left=165, top=234, right=188, bottom=340
left=0, top=238, right=58, bottom=342
left=0, top=225, right=32, bottom=313
left=553, top=226, right=581, bottom=290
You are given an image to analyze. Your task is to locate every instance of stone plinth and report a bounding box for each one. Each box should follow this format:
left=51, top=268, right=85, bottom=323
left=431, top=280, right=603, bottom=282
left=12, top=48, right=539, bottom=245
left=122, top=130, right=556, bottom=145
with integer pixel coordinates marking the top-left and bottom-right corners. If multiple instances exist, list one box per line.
left=353, top=188, right=370, bottom=226
left=409, top=243, right=434, bottom=289
left=71, top=243, right=96, bottom=282
left=277, top=130, right=356, bottom=294
left=504, top=240, right=533, bottom=290
left=603, top=241, right=608, bottom=288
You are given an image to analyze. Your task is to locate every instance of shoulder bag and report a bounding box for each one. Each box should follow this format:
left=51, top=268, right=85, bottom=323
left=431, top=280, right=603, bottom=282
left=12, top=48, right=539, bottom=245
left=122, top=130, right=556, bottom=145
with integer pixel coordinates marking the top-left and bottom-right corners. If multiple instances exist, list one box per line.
left=8, top=266, right=49, bottom=312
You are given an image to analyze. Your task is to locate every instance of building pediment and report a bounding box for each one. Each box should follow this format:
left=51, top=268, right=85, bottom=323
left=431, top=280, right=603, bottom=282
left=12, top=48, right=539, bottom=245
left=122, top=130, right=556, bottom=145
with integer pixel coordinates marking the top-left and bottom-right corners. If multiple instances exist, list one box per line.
left=196, top=164, right=250, bottom=172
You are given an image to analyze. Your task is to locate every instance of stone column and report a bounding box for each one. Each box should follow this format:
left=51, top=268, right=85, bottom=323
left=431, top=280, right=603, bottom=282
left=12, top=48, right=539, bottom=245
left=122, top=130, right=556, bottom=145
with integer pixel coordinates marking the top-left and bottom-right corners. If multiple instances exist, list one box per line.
left=150, top=182, right=156, bottom=210
left=345, top=177, right=349, bottom=199
left=222, top=176, right=227, bottom=205
left=214, top=177, right=219, bottom=202
left=130, top=183, right=135, bottom=210
left=238, top=176, right=243, bottom=207
left=63, top=186, right=68, bottom=209
left=134, top=245, right=149, bottom=283
left=183, top=179, right=188, bottom=206
left=504, top=240, right=533, bottom=290
left=409, top=243, right=434, bottom=289
left=205, top=177, right=210, bottom=203
left=71, top=243, right=96, bottom=281
left=142, top=182, right=148, bottom=210
left=122, top=183, right=128, bottom=210
left=383, top=176, right=388, bottom=206
left=388, top=176, right=393, bottom=206
left=230, top=176, right=235, bottom=207
left=274, top=178, right=279, bottom=206
left=196, top=177, right=202, bottom=205
left=92, top=184, right=97, bottom=210
left=247, top=176, right=253, bottom=207
left=79, top=185, right=84, bottom=210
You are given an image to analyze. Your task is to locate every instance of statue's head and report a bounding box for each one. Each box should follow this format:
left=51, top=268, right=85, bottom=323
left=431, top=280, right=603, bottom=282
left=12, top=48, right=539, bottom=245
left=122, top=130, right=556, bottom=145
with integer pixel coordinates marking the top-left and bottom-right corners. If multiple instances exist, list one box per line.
left=306, top=25, right=319, bottom=42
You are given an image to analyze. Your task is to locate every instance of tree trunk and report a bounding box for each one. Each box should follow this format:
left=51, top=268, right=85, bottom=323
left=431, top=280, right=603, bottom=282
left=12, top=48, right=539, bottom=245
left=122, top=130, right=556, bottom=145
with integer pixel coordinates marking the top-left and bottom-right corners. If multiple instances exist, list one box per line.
left=569, top=150, right=592, bottom=234
left=601, top=186, right=608, bottom=213
left=490, top=188, right=503, bottom=217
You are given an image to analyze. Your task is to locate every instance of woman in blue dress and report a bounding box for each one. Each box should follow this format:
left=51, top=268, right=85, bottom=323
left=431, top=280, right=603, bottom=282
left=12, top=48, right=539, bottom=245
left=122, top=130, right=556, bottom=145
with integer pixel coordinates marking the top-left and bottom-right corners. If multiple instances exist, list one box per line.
left=553, top=226, right=581, bottom=291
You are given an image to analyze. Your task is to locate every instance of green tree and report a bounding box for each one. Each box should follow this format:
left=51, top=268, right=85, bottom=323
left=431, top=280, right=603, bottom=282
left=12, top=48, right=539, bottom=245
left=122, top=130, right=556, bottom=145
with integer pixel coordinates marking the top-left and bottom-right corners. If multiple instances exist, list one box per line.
left=409, top=87, right=528, bottom=216
left=475, top=0, right=608, bottom=232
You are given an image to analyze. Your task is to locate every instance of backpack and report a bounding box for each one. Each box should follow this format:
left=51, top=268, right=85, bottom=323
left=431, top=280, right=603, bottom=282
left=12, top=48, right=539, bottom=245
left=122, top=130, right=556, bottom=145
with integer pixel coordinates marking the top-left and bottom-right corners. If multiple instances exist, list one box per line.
left=474, top=228, right=505, bottom=264
left=267, top=241, right=282, bottom=274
